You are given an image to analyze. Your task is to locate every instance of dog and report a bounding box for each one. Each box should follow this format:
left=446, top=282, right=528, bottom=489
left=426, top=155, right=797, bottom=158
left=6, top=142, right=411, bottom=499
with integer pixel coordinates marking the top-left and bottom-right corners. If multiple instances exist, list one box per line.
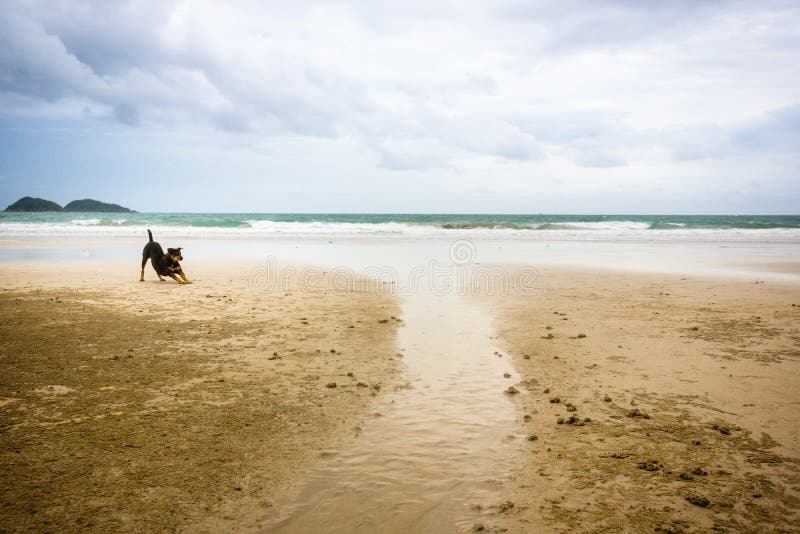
left=140, top=229, right=192, bottom=284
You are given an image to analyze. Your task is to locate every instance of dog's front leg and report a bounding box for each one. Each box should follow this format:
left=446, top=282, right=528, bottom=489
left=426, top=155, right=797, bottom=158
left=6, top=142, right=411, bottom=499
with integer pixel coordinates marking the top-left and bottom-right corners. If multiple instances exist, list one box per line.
left=177, top=270, right=192, bottom=284
left=169, top=272, right=185, bottom=284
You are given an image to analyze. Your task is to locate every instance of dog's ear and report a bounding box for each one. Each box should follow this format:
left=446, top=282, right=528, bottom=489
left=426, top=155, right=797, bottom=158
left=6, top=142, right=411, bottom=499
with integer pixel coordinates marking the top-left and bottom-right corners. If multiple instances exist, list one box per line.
left=167, top=248, right=176, bottom=254
left=176, top=247, right=182, bottom=252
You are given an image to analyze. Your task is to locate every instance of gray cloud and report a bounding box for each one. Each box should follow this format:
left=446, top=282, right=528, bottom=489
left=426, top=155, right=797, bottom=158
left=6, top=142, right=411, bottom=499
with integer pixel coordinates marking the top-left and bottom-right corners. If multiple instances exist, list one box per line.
left=0, top=0, right=799, bottom=174
left=733, top=105, right=800, bottom=153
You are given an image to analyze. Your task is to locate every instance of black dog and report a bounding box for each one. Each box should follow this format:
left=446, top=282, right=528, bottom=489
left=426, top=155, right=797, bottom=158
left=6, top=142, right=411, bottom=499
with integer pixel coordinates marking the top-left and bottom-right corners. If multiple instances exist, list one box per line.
left=140, top=229, right=191, bottom=284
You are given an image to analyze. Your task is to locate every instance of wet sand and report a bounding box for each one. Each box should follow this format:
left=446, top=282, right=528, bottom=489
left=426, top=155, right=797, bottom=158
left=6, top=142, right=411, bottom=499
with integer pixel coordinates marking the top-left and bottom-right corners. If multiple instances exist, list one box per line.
left=263, top=292, right=521, bottom=532
left=488, top=267, right=800, bottom=533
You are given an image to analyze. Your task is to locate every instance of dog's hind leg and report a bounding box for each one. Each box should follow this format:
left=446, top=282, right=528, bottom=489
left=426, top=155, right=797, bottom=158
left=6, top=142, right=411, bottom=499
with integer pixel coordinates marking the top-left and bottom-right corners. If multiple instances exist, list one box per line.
left=152, top=261, right=165, bottom=281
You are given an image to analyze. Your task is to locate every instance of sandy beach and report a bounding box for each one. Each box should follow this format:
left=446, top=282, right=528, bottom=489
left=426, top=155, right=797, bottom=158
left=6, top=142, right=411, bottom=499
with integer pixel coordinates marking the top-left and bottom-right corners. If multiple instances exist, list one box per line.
left=0, top=259, right=401, bottom=531
left=1, top=240, right=799, bottom=533
left=488, top=268, right=800, bottom=533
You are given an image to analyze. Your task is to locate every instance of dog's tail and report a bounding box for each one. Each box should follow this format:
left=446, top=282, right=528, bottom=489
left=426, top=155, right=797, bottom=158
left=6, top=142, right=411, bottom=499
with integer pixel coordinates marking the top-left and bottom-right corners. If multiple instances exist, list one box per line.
left=147, top=229, right=153, bottom=243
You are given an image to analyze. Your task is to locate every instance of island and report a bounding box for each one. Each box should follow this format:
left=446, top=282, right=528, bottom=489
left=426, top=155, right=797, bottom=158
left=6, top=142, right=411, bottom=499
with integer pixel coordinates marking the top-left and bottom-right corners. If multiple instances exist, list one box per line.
left=4, top=196, right=65, bottom=212
left=63, top=199, right=134, bottom=213
left=4, top=196, right=135, bottom=213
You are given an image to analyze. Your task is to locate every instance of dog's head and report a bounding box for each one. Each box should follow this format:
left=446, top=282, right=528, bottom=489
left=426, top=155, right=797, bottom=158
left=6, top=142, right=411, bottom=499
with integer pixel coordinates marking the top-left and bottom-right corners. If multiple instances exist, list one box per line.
left=166, top=247, right=183, bottom=264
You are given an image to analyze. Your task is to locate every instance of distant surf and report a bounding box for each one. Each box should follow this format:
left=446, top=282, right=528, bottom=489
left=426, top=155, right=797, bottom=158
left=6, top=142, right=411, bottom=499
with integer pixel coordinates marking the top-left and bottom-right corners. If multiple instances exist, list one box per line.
left=0, top=213, right=799, bottom=242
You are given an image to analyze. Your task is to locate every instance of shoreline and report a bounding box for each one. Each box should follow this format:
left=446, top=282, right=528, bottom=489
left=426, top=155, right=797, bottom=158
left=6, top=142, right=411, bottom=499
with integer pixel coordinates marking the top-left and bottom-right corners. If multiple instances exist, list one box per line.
left=1, top=236, right=798, bottom=285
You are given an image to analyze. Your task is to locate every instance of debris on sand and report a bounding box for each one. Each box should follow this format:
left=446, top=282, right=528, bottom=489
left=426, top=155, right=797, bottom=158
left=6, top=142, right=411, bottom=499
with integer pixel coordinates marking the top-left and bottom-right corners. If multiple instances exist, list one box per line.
left=523, top=354, right=531, bottom=360
left=691, top=467, right=708, bottom=476
left=505, top=386, right=520, bottom=395
left=679, top=472, right=694, bottom=481
left=565, top=404, right=577, bottom=412
left=712, top=423, right=731, bottom=435
left=543, top=388, right=550, bottom=394
left=527, top=434, right=538, bottom=441
left=356, top=382, right=369, bottom=387
left=604, top=452, right=631, bottom=459
left=497, top=500, right=515, bottom=513
left=576, top=333, right=587, bottom=338
left=627, top=408, right=651, bottom=419
left=549, top=397, right=561, bottom=403
left=563, top=415, right=583, bottom=425
left=504, top=372, right=511, bottom=378
left=378, top=319, right=389, bottom=324
left=541, top=333, right=555, bottom=339
left=686, top=494, right=710, bottom=507
left=637, top=459, right=662, bottom=472
left=325, top=382, right=337, bottom=388
left=603, top=394, right=613, bottom=402
left=473, top=524, right=485, bottom=532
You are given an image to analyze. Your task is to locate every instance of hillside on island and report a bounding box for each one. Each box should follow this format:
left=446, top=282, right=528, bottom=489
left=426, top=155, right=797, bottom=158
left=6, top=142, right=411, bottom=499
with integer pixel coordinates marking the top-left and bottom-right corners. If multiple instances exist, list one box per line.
left=63, top=199, right=134, bottom=213
left=4, top=196, right=64, bottom=212
left=4, top=197, right=134, bottom=213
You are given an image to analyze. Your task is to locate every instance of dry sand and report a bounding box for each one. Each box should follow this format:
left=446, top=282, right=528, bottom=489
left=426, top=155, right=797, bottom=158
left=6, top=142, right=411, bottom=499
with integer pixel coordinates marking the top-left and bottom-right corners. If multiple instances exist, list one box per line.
left=0, top=260, right=401, bottom=532
left=486, top=267, right=800, bottom=533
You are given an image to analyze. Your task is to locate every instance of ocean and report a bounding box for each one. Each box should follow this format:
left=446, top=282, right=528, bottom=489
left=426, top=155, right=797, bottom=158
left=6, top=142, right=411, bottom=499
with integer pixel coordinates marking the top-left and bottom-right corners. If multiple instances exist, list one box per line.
left=1, top=212, right=799, bottom=242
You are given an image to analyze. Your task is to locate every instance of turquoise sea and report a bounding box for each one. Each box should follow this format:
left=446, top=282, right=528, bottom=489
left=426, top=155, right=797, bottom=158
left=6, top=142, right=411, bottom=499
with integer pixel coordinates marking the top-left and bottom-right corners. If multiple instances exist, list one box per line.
left=1, top=213, right=799, bottom=241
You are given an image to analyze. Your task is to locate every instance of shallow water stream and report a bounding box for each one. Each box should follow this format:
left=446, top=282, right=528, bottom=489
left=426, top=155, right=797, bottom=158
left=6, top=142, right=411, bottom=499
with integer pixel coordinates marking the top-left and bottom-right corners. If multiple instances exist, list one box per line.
left=266, top=291, right=523, bottom=532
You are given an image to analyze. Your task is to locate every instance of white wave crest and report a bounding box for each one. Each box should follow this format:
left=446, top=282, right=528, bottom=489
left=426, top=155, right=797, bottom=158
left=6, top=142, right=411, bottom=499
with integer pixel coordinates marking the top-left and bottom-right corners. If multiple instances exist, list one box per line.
left=537, top=221, right=651, bottom=231
left=244, top=220, right=412, bottom=235
left=69, top=218, right=102, bottom=226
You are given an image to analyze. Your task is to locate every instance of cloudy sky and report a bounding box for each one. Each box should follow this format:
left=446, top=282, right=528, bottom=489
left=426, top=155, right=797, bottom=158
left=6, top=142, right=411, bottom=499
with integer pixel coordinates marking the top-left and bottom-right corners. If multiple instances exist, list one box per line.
left=1, top=0, right=798, bottom=213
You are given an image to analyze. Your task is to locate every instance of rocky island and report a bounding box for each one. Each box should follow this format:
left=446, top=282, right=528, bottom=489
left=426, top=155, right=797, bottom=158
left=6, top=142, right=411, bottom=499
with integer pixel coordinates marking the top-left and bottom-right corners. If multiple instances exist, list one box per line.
left=5, top=196, right=135, bottom=213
